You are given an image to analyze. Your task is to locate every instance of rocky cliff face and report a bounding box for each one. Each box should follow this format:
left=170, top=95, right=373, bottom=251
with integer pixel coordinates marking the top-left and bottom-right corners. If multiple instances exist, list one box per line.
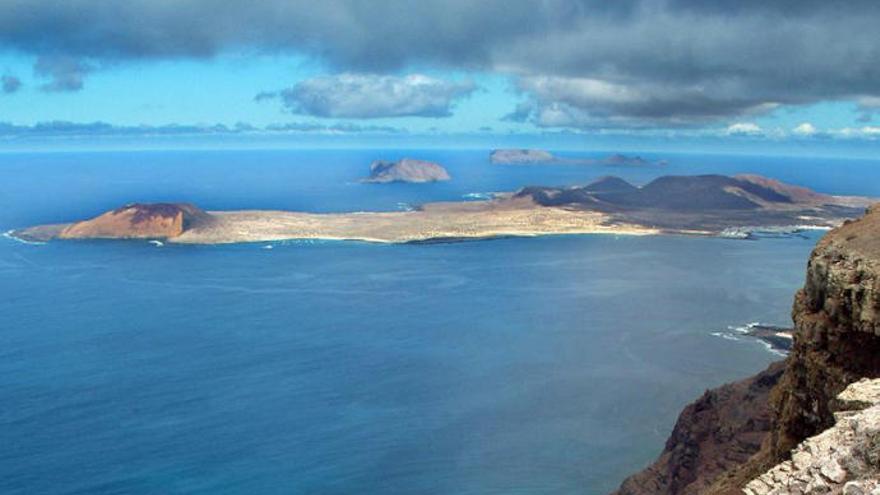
left=612, top=362, right=785, bottom=495
left=611, top=204, right=880, bottom=494
left=768, top=205, right=880, bottom=459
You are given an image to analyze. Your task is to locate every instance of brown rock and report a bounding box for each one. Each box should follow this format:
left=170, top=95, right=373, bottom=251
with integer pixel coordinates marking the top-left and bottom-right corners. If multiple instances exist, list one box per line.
left=59, top=203, right=211, bottom=239
left=611, top=361, right=785, bottom=495
left=611, top=202, right=880, bottom=495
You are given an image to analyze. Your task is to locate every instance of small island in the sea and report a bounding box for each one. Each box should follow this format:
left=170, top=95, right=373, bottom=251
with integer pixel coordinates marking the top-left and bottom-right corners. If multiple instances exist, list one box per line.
left=490, top=149, right=557, bottom=164
left=11, top=174, right=874, bottom=245
left=490, top=149, right=665, bottom=167
left=743, top=323, right=793, bottom=353
left=362, top=158, right=451, bottom=183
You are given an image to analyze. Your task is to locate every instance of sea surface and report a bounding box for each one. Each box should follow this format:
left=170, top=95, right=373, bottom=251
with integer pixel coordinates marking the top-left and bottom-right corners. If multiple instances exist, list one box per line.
left=1, top=149, right=879, bottom=494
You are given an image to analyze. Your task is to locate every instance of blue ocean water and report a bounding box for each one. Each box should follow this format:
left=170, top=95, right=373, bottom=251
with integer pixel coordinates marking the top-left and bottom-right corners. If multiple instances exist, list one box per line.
left=1, top=149, right=878, bottom=494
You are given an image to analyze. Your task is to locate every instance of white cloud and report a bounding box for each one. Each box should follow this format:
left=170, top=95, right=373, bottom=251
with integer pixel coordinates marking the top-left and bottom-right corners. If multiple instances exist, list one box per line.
left=726, top=122, right=762, bottom=136
left=792, top=122, right=817, bottom=136
left=265, top=74, right=477, bottom=119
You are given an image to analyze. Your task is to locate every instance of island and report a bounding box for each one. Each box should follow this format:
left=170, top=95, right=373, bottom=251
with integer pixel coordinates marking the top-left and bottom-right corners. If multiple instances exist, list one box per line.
left=10, top=174, right=874, bottom=245
left=742, top=323, right=793, bottom=353
left=490, top=149, right=665, bottom=167
left=489, top=149, right=556, bottom=164
left=361, top=158, right=451, bottom=183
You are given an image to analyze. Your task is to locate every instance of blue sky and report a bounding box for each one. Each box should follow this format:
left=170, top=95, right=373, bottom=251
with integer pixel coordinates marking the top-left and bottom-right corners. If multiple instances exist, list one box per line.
left=0, top=1, right=879, bottom=153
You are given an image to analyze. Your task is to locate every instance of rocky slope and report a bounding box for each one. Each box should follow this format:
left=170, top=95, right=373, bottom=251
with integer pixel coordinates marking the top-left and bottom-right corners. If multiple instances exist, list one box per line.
left=611, top=204, right=880, bottom=494
left=612, top=362, right=786, bottom=495
left=745, top=378, right=880, bottom=494
left=362, top=158, right=451, bottom=183
left=15, top=203, right=212, bottom=241
left=765, top=204, right=880, bottom=458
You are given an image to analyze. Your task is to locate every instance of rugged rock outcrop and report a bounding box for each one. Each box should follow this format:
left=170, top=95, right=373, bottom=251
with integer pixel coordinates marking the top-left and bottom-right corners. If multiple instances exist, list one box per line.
left=612, top=362, right=785, bottom=495
left=745, top=378, right=880, bottom=494
left=611, top=204, right=880, bottom=495
left=362, top=158, right=451, bottom=183
left=767, top=204, right=880, bottom=458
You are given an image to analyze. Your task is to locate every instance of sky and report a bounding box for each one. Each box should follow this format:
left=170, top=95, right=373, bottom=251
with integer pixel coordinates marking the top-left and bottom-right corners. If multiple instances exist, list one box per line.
left=0, top=1, right=879, bottom=153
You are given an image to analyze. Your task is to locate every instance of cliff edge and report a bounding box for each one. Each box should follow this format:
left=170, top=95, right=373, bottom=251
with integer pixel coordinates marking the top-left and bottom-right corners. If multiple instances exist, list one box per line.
left=611, top=204, right=880, bottom=494
left=745, top=378, right=880, bottom=494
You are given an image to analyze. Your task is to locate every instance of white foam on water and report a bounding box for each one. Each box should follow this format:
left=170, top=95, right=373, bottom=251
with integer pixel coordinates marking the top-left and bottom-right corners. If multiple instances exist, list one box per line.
left=711, top=331, right=741, bottom=342
left=148, top=240, right=164, bottom=247
left=262, top=245, right=274, bottom=250
left=2, top=230, right=46, bottom=245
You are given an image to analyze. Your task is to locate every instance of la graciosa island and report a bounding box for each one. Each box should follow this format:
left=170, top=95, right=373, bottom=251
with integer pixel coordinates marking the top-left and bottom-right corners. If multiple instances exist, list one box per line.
left=12, top=174, right=874, bottom=245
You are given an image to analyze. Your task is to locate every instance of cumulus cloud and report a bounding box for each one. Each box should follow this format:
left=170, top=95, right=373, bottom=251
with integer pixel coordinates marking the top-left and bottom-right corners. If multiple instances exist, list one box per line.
left=726, top=123, right=763, bottom=136
left=1, top=1, right=880, bottom=126
left=508, top=76, right=779, bottom=129
left=1, top=74, right=20, bottom=93
left=261, top=74, right=476, bottom=118
left=793, top=122, right=818, bottom=136
left=33, top=56, right=93, bottom=92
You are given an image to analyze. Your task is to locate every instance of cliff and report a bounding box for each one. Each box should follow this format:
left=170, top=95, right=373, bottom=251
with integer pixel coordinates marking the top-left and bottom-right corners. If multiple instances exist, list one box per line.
left=613, top=362, right=785, bottom=495
left=745, top=378, right=880, bottom=494
left=767, top=204, right=880, bottom=458
left=611, top=204, right=880, bottom=494
left=362, top=158, right=451, bottom=183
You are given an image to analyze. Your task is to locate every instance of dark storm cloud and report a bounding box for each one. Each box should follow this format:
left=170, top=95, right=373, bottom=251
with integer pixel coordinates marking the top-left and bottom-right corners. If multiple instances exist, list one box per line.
left=33, top=56, right=93, bottom=92
left=1, top=74, right=20, bottom=93
left=1, top=1, right=880, bottom=126
left=261, top=74, right=477, bottom=118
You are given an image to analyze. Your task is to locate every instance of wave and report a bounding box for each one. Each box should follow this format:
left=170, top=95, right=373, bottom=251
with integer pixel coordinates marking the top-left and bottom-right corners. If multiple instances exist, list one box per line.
left=2, top=230, right=46, bottom=245
left=714, top=321, right=791, bottom=356
left=148, top=240, right=164, bottom=247
left=727, top=322, right=762, bottom=333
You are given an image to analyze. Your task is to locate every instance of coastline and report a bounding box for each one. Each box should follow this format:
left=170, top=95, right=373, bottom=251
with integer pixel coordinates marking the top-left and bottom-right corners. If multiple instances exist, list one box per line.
left=168, top=201, right=661, bottom=244
left=10, top=173, right=872, bottom=246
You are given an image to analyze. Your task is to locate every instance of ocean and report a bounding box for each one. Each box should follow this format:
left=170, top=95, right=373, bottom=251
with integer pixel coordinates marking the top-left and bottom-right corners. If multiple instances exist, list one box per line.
left=1, top=149, right=878, bottom=494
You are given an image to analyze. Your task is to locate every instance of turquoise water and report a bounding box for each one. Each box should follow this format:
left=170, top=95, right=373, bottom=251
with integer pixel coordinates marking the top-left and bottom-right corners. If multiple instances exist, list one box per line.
left=1, top=150, right=878, bottom=494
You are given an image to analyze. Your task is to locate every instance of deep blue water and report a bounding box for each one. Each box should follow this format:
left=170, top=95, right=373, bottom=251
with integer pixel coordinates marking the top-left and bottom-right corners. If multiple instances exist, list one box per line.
left=1, top=149, right=879, bottom=494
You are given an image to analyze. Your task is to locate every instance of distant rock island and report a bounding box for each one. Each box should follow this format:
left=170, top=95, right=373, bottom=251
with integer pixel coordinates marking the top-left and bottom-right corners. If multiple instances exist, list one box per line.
left=490, top=148, right=665, bottom=167
left=11, top=174, right=874, bottom=245
left=490, top=149, right=556, bottom=164
left=362, top=158, right=451, bottom=183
